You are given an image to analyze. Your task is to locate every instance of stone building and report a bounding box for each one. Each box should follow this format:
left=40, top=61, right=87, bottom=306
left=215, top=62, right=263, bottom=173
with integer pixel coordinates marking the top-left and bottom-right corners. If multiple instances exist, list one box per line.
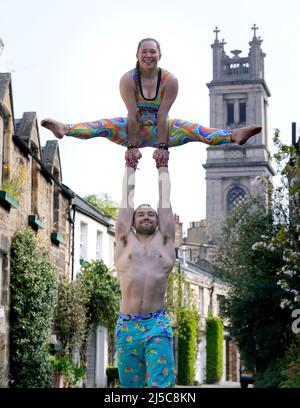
left=179, top=219, right=217, bottom=264
left=204, top=25, right=274, bottom=240
left=0, top=73, right=73, bottom=381
left=175, top=212, right=239, bottom=384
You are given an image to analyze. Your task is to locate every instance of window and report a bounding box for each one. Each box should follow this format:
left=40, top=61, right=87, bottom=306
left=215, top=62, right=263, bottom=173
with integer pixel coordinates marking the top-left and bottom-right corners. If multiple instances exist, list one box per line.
left=30, top=143, right=39, bottom=214
left=217, top=295, right=226, bottom=316
left=0, top=118, right=3, bottom=189
left=80, top=222, right=88, bottom=262
left=198, top=287, right=204, bottom=315
left=239, top=102, right=246, bottom=124
left=53, top=168, right=60, bottom=230
left=96, top=230, right=103, bottom=260
left=0, top=253, right=2, bottom=306
left=53, top=187, right=60, bottom=230
left=227, top=103, right=234, bottom=126
left=183, top=282, right=190, bottom=307
left=227, top=186, right=247, bottom=212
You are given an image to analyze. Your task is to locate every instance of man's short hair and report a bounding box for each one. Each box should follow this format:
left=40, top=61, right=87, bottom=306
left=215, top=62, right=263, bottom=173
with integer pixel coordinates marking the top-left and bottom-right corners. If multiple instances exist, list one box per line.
left=133, top=204, right=158, bottom=218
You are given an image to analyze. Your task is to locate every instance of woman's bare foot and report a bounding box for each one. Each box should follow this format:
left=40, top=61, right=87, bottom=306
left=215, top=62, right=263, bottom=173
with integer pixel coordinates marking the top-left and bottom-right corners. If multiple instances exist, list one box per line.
left=231, top=125, right=262, bottom=145
left=40, top=118, right=68, bottom=139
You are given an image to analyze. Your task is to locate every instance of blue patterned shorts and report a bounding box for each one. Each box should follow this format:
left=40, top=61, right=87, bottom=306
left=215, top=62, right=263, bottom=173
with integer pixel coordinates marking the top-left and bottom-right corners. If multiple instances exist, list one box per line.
left=115, top=308, right=175, bottom=388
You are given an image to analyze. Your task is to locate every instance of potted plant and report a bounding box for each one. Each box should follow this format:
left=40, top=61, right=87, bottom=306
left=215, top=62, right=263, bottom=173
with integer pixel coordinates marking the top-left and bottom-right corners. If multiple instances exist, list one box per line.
left=0, top=164, right=27, bottom=209
left=50, top=356, right=72, bottom=388
left=50, top=356, right=85, bottom=388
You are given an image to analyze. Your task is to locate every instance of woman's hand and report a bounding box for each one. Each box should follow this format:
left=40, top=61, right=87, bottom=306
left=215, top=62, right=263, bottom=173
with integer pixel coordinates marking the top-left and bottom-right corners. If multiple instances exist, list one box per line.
left=153, top=148, right=169, bottom=168
left=127, top=114, right=143, bottom=145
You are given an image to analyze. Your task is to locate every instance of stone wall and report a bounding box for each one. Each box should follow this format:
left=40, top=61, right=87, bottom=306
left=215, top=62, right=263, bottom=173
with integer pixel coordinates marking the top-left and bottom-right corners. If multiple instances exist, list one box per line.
left=0, top=73, right=72, bottom=382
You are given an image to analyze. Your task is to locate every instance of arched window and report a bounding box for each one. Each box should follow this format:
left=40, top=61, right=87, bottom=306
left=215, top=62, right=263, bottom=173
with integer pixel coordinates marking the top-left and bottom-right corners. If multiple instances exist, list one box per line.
left=227, top=186, right=246, bottom=211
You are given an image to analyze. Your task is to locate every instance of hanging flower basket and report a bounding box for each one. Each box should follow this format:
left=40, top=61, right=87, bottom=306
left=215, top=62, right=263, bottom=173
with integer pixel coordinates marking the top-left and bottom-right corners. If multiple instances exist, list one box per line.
left=28, top=214, right=45, bottom=230
left=0, top=190, right=19, bottom=209
left=51, top=232, right=65, bottom=245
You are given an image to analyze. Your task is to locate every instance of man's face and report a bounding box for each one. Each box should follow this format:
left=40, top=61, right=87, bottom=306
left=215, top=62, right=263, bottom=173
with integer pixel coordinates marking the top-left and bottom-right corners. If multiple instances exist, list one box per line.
left=133, top=206, right=158, bottom=235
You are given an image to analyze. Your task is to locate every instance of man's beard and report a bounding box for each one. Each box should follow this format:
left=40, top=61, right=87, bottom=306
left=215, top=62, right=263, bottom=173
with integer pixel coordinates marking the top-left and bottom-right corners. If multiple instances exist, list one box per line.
left=135, top=223, right=156, bottom=235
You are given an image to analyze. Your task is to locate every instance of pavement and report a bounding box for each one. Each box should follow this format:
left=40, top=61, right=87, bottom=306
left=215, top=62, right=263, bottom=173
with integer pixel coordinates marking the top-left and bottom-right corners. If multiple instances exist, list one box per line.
left=176, top=381, right=253, bottom=388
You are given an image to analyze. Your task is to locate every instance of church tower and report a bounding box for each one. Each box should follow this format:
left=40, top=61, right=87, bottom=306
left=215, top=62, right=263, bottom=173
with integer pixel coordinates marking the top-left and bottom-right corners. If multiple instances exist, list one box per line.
left=204, top=25, right=274, bottom=240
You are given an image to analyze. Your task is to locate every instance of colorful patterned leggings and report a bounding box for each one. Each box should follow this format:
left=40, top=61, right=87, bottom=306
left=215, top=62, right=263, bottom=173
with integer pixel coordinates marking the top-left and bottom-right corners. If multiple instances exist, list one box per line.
left=66, top=117, right=233, bottom=148
left=115, top=308, right=175, bottom=388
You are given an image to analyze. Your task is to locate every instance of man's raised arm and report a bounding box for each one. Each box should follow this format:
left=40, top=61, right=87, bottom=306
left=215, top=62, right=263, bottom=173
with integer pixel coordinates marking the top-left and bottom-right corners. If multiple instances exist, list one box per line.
left=153, top=149, right=175, bottom=243
left=115, top=149, right=141, bottom=244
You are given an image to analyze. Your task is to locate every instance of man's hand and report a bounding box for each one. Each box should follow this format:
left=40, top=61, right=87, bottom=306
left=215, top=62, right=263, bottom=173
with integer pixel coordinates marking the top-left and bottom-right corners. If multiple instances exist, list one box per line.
left=153, top=148, right=169, bottom=168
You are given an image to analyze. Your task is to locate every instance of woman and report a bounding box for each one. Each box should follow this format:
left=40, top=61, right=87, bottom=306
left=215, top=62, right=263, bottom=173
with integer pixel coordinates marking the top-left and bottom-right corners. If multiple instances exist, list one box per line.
left=41, top=38, right=261, bottom=149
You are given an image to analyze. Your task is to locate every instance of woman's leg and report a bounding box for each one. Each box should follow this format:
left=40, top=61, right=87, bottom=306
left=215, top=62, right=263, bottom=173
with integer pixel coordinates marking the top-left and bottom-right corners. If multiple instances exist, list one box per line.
left=167, top=119, right=233, bottom=147
left=66, top=117, right=129, bottom=146
left=42, top=116, right=260, bottom=148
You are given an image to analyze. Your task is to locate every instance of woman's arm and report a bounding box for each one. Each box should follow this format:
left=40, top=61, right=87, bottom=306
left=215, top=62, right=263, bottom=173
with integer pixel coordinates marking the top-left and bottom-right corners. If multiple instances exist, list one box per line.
left=119, top=72, right=142, bottom=146
left=157, top=74, right=178, bottom=144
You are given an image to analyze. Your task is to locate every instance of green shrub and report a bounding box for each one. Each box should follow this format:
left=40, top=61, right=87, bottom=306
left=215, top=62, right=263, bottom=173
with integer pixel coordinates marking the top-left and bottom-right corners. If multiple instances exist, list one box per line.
left=206, top=313, right=223, bottom=383
left=54, top=277, right=89, bottom=356
left=77, top=260, right=121, bottom=366
left=254, top=358, right=287, bottom=388
left=177, top=308, right=198, bottom=385
left=77, top=260, right=120, bottom=330
left=280, top=361, right=300, bottom=388
left=10, top=228, right=56, bottom=388
left=280, top=335, right=300, bottom=388
left=106, top=366, right=119, bottom=388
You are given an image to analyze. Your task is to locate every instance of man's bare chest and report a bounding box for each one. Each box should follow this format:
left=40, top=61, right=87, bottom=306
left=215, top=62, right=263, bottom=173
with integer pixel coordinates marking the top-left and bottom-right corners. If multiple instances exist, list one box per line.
left=115, top=235, right=175, bottom=270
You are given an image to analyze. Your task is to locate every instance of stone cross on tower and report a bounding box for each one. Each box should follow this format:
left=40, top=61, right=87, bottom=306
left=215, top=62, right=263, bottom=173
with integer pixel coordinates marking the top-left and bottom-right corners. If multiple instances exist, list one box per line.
left=213, top=26, right=220, bottom=41
left=251, top=24, right=258, bottom=38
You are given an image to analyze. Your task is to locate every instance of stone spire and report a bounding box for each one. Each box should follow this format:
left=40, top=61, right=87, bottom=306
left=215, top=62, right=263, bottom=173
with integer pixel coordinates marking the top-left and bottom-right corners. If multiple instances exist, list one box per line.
left=211, top=27, right=226, bottom=80
left=249, top=24, right=265, bottom=79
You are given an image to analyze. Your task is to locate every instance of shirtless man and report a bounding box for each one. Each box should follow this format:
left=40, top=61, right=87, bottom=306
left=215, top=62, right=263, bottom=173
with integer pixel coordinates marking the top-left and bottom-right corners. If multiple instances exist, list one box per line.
left=113, top=147, right=176, bottom=388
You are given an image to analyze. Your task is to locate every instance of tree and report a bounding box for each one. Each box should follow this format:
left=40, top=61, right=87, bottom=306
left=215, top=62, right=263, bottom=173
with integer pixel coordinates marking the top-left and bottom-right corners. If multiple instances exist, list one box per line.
left=215, top=130, right=300, bottom=378
left=217, top=196, right=294, bottom=372
left=10, top=228, right=56, bottom=387
left=77, top=260, right=121, bottom=365
left=54, top=277, right=89, bottom=357
left=84, top=193, right=119, bottom=220
left=268, top=130, right=300, bottom=312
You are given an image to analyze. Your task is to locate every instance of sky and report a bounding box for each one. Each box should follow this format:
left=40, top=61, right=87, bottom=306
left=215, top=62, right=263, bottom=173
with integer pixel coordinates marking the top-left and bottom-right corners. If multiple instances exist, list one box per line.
left=1, top=0, right=299, bottom=233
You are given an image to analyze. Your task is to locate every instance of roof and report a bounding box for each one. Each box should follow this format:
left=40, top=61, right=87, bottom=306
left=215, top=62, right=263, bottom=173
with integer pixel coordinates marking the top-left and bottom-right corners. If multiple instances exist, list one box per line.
left=0, top=73, right=11, bottom=103
left=179, top=258, right=230, bottom=286
left=71, top=193, right=114, bottom=228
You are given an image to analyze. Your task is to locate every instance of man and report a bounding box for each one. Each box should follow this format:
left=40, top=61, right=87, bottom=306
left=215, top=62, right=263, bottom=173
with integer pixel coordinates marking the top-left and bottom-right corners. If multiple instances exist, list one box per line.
left=114, top=147, right=176, bottom=388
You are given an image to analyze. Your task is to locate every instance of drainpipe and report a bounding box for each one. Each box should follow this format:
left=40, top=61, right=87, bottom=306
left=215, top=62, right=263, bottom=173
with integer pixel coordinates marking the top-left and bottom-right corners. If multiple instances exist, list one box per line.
left=69, top=204, right=76, bottom=281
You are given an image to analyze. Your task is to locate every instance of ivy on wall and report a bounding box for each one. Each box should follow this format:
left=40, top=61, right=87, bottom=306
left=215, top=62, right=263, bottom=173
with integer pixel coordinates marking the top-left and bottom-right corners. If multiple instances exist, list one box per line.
left=177, top=307, right=198, bottom=385
left=206, top=312, right=224, bottom=383
left=10, top=227, right=56, bottom=388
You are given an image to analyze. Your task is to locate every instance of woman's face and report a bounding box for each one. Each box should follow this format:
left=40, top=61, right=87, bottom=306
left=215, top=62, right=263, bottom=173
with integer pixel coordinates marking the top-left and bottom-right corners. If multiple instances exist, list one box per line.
left=137, top=40, right=161, bottom=69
